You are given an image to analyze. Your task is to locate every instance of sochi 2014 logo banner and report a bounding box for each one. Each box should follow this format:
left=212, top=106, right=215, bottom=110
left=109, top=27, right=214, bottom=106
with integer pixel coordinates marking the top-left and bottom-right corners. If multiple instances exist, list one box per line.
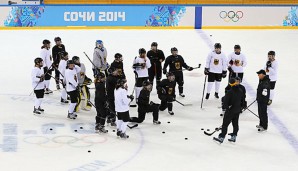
left=219, top=11, right=243, bottom=22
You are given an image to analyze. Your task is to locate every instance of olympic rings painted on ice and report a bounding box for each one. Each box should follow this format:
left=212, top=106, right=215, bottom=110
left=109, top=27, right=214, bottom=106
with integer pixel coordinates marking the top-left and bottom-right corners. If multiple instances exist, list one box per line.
left=219, top=11, right=243, bottom=22
left=23, top=135, right=108, bottom=148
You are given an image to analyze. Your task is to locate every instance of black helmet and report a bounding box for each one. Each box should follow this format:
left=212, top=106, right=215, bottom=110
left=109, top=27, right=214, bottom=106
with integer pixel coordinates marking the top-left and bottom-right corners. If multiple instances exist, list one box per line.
left=67, top=60, right=74, bottom=65
left=139, top=48, right=146, bottom=54
left=166, top=72, right=174, bottom=77
left=117, top=79, right=127, bottom=87
left=95, top=72, right=105, bottom=79
left=114, top=53, right=122, bottom=59
left=214, top=43, right=221, bottom=49
left=229, top=78, right=237, bottom=85
left=142, top=80, right=151, bottom=87
left=34, top=57, right=43, bottom=64
left=234, top=44, right=241, bottom=49
left=268, top=51, right=275, bottom=56
left=151, top=42, right=158, bottom=47
left=62, top=51, right=68, bottom=57
left=43, top=39, right=50, bottom=45
left=54, top=37, right=61, bottom=42
left=171, top=47, right=178, bottom=52
left=72, top=56, right=80, bottom=63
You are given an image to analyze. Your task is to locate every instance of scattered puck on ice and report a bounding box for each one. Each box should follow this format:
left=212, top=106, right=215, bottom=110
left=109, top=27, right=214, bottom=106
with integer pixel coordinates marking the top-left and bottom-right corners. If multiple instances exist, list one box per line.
left=80, top=127, right=83, bottom=129
left=167, top=121, right=170, bottom=124
left=49, top=128, right=53, bottom=131
left=210, top=35, right=212, bottom=37
left=201, top=128, right=204, bottom=130
left=185, top=138, right=188, bottom=140
left=112, top=130, right=115, bottom=132
left=207, top=129, right=210, bottom=131
left=88, top=150, right=91, bottom=153
left=215, top=128, right=219, bottom=130
left=162, top=131, right=165, bottom=134
left=74, top=130, right=78, bottom=132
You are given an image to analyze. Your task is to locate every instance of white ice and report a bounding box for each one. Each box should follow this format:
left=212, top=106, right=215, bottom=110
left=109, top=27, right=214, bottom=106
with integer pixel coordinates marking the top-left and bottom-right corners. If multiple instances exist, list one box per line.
left=0, top=29, right=298, bottom=171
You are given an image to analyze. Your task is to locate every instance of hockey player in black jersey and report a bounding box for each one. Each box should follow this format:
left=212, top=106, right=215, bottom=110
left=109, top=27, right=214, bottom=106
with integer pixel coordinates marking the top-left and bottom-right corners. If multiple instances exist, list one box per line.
left=163, top=47, right=193, bottom=97
left=147, top=42, right=165, bottom=89
left=214, top=78, right=245, bottom=143
left=130, top=80, right=161, bottom=124
left=52, top=37, right=66, bottom=90
left=106, top=67, right=119, bottom=126
left=94, top=72, right=108, bottom=133
left=157, top=72, right=176, bottom=115
left=110, top=53, right=125, bottom=79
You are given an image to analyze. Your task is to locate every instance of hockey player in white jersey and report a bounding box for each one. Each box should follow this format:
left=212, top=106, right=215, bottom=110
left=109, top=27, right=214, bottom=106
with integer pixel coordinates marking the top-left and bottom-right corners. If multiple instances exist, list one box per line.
left=132, top=48, right=151, bottom=105
left=93, top=40, right=108, bottom=77
left=204, top=43, right=228, bottom=99
left=65, top=60, right=81, bottom=119
left=227, top=45, right=247, bottom=80
left=31, top=58, right=45, bottom=114
left=58, top=51, right=69, bottom=103
left=40, top=39, right=53, bottom=94
left=265, top=51, right=278, bottom=105
left=115, top=79, right=134, bottom=139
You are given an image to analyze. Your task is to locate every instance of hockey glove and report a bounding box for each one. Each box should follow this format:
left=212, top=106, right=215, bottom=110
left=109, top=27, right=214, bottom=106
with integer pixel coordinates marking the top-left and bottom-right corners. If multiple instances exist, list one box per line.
left=163, top=69, right=167, bottom=75
left=127, top=95, right=134, bottom=101
left=229, top=59, right=234, bottom=66
left=188, top=67, right=193, bottom=71
left=266, top=61, right=272, bottom=68
left=222, top=70, right=227, bottom=78
left=262, top=89, right=268, bottom=96
left=228, top=66, right=234, bottom=73
left=204, top=68, right=209, bottom=75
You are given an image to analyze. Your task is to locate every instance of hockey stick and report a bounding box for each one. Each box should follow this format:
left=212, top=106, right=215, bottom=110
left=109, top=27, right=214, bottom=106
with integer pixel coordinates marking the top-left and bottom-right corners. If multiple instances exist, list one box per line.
left=204, top=127, right=222, bottom=136
left=175, top=99, right=192, bottom=106
left=29, top=65, right=53, bottom=96
left=200, top=75, right=207, bottom=109
left=129, top=71, right=138, bottom=107
left=246, top=108, right=259, bottom=118
left=182, top=64, right=201, bottom=71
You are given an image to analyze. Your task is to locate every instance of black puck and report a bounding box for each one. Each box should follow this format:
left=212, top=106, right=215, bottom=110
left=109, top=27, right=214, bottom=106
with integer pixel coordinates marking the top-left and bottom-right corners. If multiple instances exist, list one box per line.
left=88, top=150, right=91, bottom=153
left=49, top=128, right=53, bottom=131
left=167, top=121, right=170, bottom=123
left=185, top=138, right=188, bottom=140
left=162, top=131, right=165, bottom=134
left=207, top=129, right=210, bottom=131
left=113, top=130, right=115, bottom=132
left=210, top=35, right=212, bottom=37
left=215, top=128, right=219, bottom=130
left=80, top=127, right=83, bottom=129
left=74, top=130, right=78, bottom=132
left=201, top=128, right=204, bottom=130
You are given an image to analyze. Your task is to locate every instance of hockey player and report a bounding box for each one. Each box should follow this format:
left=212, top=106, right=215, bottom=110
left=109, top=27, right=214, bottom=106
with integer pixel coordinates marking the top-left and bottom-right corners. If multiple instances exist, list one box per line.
left=227, top=45, right=247, bottom=80
left=106, top=67, right=119, bottom=126
left=40, top=39, right=53, bottom=94
left=204, top=43, right=228, bottom=99
left=163, top=47, right=193, bottom=97
left=94, top=72, right=108, bottom=133
left=93, top=40, right=108, bottom=77
left=58, top=51, right=69, bottom=103
left=157, top=72, right=176, bottom=115
left=52, top=37, right=66, bottom=90
left=220, top=77, right=247, bottom=117
left=264, top=51, right=278, bottom=105
left=73, top=56, right=92, bottom=111
left=132, top=48, right=151, bottom=104
left=65, top=60, right=81, bottom=119
left=147, top=42, right=165, bottom=89
left=130, top=80, right=161, bottom=124
left=110, top=53, right=125, bottom=79
left=213, top=78, right=245, bottom=143
left=115, top=79, right=134, bottom=139
left=256, top=69, right=270, bottom=132
left=31, top=58, right=45, bottom=114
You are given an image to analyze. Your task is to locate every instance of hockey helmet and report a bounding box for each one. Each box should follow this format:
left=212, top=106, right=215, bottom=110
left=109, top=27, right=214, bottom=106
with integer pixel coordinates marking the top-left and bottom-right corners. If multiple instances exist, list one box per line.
left=117, top=79, right=127, bottom=87
left=268, top=51, right=275, bottom=56
left=171, top=47, right=178, bottom=52
left=34, top=57, right=43, bottom=64
left=214, top=43, right=221, bottom=49
left=54, top=37, right=61, bottom=42
left=234, top=44, right=241, bottom=49
left=142, top=80, right=152, bottom=87
left=114, top=53, right=123, bottom=59
left=67, top=60, right=74, bottom=65
left=139, top=48, right=146, bottom=54
left=96, top=40, right=103, bottom=47
left=151, top=42, right=158, bottom=47
left=72, top=56, right=80, bottom=63
left=43, top=39, right=51, bottom=45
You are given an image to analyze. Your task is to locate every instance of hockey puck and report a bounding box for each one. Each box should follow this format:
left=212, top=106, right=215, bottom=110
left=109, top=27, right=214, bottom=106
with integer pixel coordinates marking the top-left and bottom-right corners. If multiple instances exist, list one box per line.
left=167, top=121, right=170, bottom=124
left=201, top=128, right=204, bottom=130
left=74, top=130, right=78, bottom=132
left=88, top=150, right=91, bottom=153
left=113, top=130, right=115, bottom=132
left=49, top=128, right=53, bottom=131
left=162, top=131, right=165, bottom=134
left=185, top=138, right=188, bottom=140
left=207, top=129, right=210, bottom=131
left=80, top=127, right=83, bottom=129
left=215, top=128, right=219, bottom=130
left=210, top=35, right=212, bottom=37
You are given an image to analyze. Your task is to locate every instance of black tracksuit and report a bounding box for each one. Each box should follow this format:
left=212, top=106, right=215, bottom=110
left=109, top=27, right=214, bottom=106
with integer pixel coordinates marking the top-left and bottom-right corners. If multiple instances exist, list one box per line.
left=130, top=89, right=159, bottom=123
left=52, top=44, right=66, bottom=84
left=219, top=85, right=245, bottom=138
left=257, top=75, right=270, bottom=129
left=147, top=49, right=165, bottom=87
left=95, top=81, right=107, bottom=125
left=106, top=74, right=119, bottom=122
left=110, top=60, right=125, bottom=79
left=163, top=55, right=190, bottom=94
left=221, top=84, right=247, bottom=111
left=157, top=79, right=176, bottom=111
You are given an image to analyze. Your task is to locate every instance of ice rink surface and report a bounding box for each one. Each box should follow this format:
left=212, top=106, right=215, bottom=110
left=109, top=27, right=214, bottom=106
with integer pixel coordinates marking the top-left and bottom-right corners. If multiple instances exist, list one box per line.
left=0, top=29, right=298, bottom=171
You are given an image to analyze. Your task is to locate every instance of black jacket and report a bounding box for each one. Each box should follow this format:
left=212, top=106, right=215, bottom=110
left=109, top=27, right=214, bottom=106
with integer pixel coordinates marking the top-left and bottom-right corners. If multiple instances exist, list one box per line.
left=95, top=82, right=107, bottom=102
left=110, top=60, right=125, bottom=78
left=52, top=44, right=66, bottom=65
left=257, top=75, right=270, bottom=103
left=157, top=79, right=176, bottom=97
left=138, top=89, right=150, bottom=110
left=147, top=49, right=165, bottom=64
left=223, top=85, right=245, bottom=114
left=163, top=55, right=189, bottom=73
left=106, top=75, right=118, bottom=99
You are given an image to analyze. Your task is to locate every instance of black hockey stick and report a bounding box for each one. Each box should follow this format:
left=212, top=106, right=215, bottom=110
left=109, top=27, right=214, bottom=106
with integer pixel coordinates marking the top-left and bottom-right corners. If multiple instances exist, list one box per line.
left=129, top=71, right=138, bottom=107
left=200, top=75, right=207, bottom=108
left=175, top=99, right=192, bottom=106
left=204, top=127, right=222, bottom=136
left=246, top=108, right=259, bottom=118
left=182, top=63, right=201, bottom=71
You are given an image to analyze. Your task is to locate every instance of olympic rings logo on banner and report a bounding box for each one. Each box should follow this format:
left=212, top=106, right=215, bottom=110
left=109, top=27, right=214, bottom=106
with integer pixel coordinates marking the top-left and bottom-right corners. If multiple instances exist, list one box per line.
left=23, top=135, right=108, bottom=148
left=219, top=11, right=243, bottom=22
